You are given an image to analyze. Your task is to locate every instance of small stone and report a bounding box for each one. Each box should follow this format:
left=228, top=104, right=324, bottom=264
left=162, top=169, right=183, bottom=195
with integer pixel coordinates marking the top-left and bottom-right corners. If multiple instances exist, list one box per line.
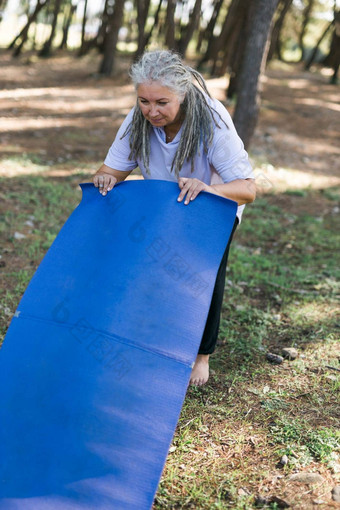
left=280, top=454, right=289, bottom=466
left=268, top=496, right=290, bottom=508
left=24, top=220, right=34, bottom=227
left=312, top=500, right=325, bottom=505
left=332, top=485, right=340, bottom=502
left=266, top=353, right=284, bottom=364
left=289, top=472, right=324, bottom=484
left=14, top=232, right=26, bottom=240
left=255, top=495, right=267, bottom=507
left=282, top=348, right=298, bottom=360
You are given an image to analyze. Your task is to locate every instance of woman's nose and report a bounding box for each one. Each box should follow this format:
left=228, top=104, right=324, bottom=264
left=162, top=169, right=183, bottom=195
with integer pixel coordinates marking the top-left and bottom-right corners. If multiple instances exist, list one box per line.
left=149, top=105, right=159, bottom=117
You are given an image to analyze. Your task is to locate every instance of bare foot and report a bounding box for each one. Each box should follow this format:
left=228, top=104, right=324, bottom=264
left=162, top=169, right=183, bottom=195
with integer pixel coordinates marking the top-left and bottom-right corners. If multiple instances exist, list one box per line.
left=189, top=354, right=210, bottom=386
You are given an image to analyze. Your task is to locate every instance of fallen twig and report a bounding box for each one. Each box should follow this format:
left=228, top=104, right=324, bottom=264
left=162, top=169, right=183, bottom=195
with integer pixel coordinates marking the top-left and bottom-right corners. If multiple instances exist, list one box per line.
left=325, top=365, right=340, bottom=373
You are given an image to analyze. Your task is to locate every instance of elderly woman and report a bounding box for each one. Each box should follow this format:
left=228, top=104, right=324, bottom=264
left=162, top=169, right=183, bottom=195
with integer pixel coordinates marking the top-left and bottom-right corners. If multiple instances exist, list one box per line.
left=93, top=50, right=255, bottom=387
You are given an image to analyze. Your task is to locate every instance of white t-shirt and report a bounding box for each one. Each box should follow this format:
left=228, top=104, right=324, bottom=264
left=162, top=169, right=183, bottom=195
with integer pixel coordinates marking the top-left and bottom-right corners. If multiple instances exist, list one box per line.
left=104, top=95, right=254, bottom=220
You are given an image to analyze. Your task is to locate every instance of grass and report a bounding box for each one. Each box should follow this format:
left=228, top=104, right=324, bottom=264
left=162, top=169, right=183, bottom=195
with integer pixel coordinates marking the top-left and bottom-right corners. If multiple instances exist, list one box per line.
left=0, top=174, right=339, bottom=508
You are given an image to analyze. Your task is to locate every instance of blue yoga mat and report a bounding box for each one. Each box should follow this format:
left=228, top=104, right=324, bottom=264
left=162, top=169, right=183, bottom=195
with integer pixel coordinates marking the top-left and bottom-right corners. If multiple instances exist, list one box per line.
left=0, top=180, right=237, bottom=509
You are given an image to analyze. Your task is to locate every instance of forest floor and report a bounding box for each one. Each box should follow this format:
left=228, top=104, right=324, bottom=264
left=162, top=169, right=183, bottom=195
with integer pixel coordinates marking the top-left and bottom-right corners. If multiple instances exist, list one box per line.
left=0, top=50, right=339, bottom=509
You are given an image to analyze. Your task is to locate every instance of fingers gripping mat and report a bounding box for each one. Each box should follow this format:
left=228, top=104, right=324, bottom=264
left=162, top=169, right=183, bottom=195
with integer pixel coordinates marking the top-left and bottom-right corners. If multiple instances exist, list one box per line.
left=0, top=181, right=237, bottom=509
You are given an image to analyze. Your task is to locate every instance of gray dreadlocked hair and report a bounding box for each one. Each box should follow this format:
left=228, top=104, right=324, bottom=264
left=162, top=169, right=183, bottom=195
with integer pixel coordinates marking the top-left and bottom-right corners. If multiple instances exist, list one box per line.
left=121, top=50, right=227, bottom=177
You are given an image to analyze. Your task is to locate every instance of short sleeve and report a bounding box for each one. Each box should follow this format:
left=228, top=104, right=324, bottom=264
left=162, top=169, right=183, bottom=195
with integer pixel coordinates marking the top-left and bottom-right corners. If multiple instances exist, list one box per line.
left=104, top=108, right=138, bottom=171
left=208, top=100, right=254, bottom=183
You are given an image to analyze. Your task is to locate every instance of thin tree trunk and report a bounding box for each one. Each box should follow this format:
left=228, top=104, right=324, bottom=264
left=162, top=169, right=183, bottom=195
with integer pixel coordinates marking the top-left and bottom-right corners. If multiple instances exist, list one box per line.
left=0, top=0, right=8, bottom=22
left=134, top=0, right=151, bottom=60
left=209, top=0, right=247, bottom=76
left=233, top=0, right=279, bottom=149
left=78, top=0, right=88, bottom=55
left=218, top=1, right=248, bottom=79
left=91, top=0, right=109, bottom=53
left=298, top=0, right=315, bottom=62
left=177, top=0, right=202, bottom=56
left=165, top=0, right=176, bottom=50
left=99, top=0, right=125, bottom=76
left=268, top=0, right=293, bottom=61
left=305, top=19, right=334, bottom=69
left=226, top=17, right=249, bottom=97
left=59, top=3, right=77, bottom=50
left=322, top=11, right=340, bottom=84
left=140, top=0, right=163, bottom=55
left=10, top=0, right=49, bottom=54
left=196, top=0, right=223, bottom=58
left=39, top=0, right=63, bottom=57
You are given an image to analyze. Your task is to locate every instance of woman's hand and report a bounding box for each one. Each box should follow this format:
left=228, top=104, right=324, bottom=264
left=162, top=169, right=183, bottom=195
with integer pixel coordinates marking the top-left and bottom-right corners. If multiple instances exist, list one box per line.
left=93, top=172, right=117, bottom=196
left=177, top=178, right=211, bottom=205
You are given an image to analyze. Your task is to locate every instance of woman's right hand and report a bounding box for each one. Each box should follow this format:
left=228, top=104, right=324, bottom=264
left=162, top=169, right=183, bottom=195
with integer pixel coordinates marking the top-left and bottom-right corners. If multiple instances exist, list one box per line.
left=93, top=173, right=117, bottom=196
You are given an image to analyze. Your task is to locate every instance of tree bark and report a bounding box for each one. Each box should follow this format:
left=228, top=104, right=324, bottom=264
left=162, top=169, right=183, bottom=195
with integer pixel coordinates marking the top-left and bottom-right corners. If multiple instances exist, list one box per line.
left=165, top=0, right=176, bottom=50
left=39, top=0, right=63, bottom=57
left=196, top=0, right=223, bottom=58
left=139, top=0, right=163, bottom=56
left=209, top=0, right=248, bottom=76
left=59, top=2, right=77, bottom=50
left=298, top=0, right=315, bottom=62
left=99, top=0, right=125, bottom=76
left=268, top=0, right=293, bottom=61
left=177, top=0, right=202, bottom=56
left=305, top=19, right=334, bottom=69
left=322, top=11, right=340, bottom=84
left=10, top=0, right=49, bottom=55
left=0, top=0, right=8, bottom=23
left=233, top=0, right=279, bottom=149
left=134, top=0, right=151, bottom=60
left=78, top=0, right=88, bottom=55
left=218, top=1, right=248, bottom=79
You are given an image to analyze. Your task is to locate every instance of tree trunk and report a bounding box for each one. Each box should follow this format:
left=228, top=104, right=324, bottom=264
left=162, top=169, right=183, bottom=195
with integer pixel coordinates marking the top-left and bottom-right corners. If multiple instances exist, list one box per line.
left=59, top=3, right=77, bottom=50
left=139, top=0, right=163, bottom=56
left=78, top=0, right=88, bottom=55
left=177, top=0, right=202, bottom=56
left=226, top=16, right=249, bottom=97
left=39, top=0, right=63, bottom=57
left=218, top=1, right=248, bottom=79
left=0, top=0, right=8, bottom=23
left=305, top=19, right=334, bottom=69
left=268, top=0, right=293, bottom=61
left=233, top=0, right=279, bottom=149
left=196, top=0, right=223, bottom=58
left=134, top=0, right=151, bottom=60
left=99, top=0, right=125, bottom=76
left=209, top=0, right=247, bottom=76
left=165, top=0, right=176, bottom=50
left=322, top=11, right=340, bottom=84
left=298, top=0, right=315, bottom=62
left=10, top=0, right=49, bottom=55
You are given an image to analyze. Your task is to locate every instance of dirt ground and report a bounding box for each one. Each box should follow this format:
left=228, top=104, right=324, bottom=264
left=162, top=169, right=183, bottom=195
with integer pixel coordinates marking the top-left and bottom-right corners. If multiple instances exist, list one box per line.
left=0, top=51, right=339, bottom=192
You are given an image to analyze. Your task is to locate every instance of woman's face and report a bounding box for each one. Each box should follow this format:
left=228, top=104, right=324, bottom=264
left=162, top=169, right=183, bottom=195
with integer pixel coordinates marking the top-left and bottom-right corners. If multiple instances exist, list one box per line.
left=137, top=82, right=183, bottom=128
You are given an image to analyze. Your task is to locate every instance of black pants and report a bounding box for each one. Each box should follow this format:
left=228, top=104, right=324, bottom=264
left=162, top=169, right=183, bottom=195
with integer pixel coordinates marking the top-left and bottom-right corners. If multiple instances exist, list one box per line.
left=198, top=217, right=239, bottom=355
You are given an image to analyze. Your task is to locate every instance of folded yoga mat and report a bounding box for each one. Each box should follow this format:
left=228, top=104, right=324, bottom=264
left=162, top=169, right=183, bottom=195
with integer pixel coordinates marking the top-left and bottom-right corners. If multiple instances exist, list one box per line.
left=0, top=180, right=237, bottom=509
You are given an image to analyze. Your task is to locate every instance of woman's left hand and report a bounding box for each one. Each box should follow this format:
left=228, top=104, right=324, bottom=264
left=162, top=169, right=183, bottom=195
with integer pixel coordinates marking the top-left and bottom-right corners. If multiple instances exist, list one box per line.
left=177, top=178, right=211, bottom=205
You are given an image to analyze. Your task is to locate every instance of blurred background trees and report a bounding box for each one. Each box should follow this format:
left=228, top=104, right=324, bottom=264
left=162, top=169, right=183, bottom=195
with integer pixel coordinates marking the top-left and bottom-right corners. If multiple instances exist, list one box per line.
left=1, top=0, right=338, bottom=146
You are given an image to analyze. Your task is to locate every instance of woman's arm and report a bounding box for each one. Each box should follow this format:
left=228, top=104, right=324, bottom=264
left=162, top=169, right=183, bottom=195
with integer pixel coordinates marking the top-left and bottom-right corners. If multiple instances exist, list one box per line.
left=177, top=177, right=256, bottom=205
left=209, top=178, right=256, bottom=205
left=93, top=164, right=132, bottom=195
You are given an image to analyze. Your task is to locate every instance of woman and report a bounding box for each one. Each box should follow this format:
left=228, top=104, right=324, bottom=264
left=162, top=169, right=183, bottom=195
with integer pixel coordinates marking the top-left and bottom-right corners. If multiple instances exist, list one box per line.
left=93, top=50, right=255, bottom=387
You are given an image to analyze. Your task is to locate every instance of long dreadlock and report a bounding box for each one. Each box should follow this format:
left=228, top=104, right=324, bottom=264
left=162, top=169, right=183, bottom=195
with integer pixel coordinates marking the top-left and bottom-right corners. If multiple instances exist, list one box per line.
left=121, top=50, right=228, bottom=177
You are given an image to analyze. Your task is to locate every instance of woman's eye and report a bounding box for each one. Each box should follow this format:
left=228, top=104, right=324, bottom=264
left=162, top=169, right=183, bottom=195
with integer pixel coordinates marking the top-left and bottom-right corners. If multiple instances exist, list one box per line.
left=158, top=102, right=167, bottom=105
